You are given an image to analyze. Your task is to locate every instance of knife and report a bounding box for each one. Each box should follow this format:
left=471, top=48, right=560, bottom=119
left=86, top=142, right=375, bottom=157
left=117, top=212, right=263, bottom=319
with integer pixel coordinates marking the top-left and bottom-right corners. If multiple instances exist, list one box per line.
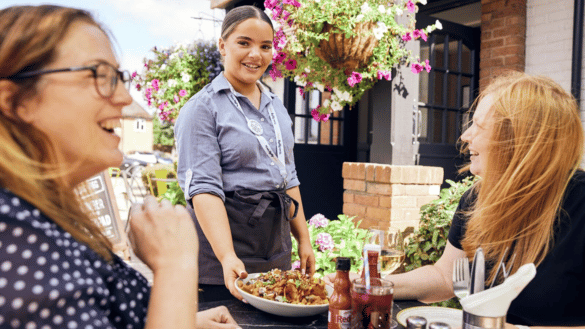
left=470, top=248, right=485, bottom=294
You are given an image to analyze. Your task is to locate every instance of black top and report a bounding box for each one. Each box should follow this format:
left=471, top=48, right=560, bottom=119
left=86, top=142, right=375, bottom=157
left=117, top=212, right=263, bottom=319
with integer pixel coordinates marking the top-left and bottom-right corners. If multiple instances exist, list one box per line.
left=0, top=188, right=151, bottom=329
left=448, top=170, right=585, bottom=326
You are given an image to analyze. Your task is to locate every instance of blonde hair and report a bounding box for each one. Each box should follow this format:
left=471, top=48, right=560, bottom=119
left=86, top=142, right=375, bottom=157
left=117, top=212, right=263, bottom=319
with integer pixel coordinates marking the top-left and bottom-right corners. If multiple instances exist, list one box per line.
left=0, top=5, right=113, bottom=261
left=461, top=72, right=584, bottom=284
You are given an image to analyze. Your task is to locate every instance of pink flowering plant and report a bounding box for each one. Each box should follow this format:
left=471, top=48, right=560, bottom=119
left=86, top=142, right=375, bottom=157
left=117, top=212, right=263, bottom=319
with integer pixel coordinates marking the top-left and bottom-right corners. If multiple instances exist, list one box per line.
left=291, top=214, right=371, bottom=278
left=133, top=41, right=223, bottom=123
left=265, top=0, right=442, bottom=120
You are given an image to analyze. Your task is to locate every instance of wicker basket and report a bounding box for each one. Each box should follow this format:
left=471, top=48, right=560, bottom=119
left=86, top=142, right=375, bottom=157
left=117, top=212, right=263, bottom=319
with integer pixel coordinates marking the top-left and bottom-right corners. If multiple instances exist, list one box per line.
left=314, top=22, right=378, bottom=71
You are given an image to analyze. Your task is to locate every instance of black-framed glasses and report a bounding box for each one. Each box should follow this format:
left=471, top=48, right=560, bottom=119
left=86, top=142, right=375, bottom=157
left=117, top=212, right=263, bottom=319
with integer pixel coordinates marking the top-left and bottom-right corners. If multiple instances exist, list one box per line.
left=3, top=62, right=131, bottom=98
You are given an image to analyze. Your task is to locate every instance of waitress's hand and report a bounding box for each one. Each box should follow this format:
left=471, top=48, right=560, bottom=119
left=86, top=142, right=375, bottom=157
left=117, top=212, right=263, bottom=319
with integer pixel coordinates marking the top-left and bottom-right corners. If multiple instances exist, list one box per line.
left=128, top=196, right=198, bottom=273
left=221, top=254, right=248, bottom=300
left=298, top=240, right=316, bottom=276
left=196, top=306, right=241, bottom=329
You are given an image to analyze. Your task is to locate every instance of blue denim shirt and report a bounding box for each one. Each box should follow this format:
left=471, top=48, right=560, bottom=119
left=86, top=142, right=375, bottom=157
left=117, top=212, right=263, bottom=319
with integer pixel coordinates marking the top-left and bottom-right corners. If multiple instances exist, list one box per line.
left=175, top=73, right=300, bottom=202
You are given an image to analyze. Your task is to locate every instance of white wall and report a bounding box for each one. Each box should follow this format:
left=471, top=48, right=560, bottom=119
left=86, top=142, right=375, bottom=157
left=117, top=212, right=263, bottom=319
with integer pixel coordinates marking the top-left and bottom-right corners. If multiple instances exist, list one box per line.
left=526, top=0, right=585, bottom=166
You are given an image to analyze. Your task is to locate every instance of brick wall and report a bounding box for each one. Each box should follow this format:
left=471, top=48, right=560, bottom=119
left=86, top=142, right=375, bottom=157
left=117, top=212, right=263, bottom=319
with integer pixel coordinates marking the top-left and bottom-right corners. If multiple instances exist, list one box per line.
left=480, top=0, right=527, bottom=90
left=342, top=163, right=443, bottom=233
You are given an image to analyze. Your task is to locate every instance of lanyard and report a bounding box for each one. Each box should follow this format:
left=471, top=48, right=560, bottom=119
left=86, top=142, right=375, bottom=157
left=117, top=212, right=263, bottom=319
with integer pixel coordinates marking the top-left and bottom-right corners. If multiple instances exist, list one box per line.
left=226, top=83, right=288, bottom=188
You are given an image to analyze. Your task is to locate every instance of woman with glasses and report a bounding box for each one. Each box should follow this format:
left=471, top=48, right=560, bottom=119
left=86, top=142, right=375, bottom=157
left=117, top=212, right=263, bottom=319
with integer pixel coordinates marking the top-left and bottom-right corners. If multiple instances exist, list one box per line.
left=174, top=5, right=315, bottom=302
left=0, top=5, right=238, bottom=329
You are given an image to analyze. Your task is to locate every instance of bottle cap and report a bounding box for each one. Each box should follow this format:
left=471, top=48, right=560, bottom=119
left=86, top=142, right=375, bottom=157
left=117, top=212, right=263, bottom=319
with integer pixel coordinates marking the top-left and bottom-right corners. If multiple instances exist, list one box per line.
left=429, top=322, right=450, bottom=329
left=336, top=257, right=351, bottom=271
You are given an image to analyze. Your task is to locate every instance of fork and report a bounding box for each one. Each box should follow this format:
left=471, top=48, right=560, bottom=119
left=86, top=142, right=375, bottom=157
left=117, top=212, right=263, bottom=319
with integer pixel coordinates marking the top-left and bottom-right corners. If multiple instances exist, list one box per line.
left=452, top=257, right=470, bottom=299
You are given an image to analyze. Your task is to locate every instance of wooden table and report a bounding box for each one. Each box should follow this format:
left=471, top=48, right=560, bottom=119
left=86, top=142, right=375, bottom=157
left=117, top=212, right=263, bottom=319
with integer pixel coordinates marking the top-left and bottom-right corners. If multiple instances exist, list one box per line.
left=199, top=298, right=425, bottom=329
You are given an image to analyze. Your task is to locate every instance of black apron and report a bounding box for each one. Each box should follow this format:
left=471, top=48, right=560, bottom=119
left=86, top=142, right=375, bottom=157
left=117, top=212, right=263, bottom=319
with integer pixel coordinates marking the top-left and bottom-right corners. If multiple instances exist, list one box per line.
left=187, top=189, right=297, bottom=285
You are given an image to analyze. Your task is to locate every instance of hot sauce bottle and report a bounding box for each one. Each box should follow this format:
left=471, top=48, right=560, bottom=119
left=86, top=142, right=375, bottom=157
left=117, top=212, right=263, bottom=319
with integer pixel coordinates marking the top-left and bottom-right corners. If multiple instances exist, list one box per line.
left=328, top=257, right=352, bottom=329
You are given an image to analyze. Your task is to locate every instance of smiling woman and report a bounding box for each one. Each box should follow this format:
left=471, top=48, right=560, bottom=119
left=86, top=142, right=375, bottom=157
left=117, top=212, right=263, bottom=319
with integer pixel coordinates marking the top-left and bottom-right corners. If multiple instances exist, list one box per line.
left=0, top=4, right=238, bottom=329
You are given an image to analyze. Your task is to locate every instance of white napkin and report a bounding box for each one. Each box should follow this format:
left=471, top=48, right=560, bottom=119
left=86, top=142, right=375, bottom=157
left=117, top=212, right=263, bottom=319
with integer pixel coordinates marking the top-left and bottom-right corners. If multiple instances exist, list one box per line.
left=459, top=263, right=536, bottom=317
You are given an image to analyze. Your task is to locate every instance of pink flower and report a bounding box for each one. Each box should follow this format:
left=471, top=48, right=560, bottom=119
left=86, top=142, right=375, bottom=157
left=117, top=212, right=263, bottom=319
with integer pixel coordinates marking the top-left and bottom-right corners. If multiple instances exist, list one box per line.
left=282, top=10, right=291, bottom=21
left=316, top=232, right=334, bottom=251
left=291, top=260, right=301, bottom=270
left=151, top=79, right=160, bottom=91
left=411, top=62, right=424, bottom=74
left=158, top=103, right=166, bottom=110
left=377, top=70, right=392, bottom=81
left=347, top=71, right=362, bottom=87
left=174, top=95, right=180, bottom=103
left=285, top=59, right=297, bottom=70
left=270, top=66, right=283, bottom=81
left=308, top=214, right=329, bottom=228
left=413, top=30, right=421, bottom=39
left=402, top=32, right=412, bottom=41
left=299, top=88, right=305, bottom=97
left=135, top=84, right=141, bottom=91
left=179, top=89, right=188, bottom=97
left=407, top=0, right=416, bottom=13
left=420, top=31, right=428, bottom=42
left=131, top=71, right=137, bottom=79
left=424, top=59, right=431, bottom=73
left=273, top=52, right=287, bottom=64
left=272, top=6, right=282, bottom=20
left=264, top=0, right=278, bottom=9
left=283, top=0, right=301, bottom=7
left=311, top=107, right=330, bottom=122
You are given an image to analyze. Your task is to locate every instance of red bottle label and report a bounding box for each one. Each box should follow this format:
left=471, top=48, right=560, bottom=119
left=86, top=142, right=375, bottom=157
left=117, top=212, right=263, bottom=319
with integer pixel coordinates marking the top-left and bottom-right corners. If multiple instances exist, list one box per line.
left=328, top=308, right=351, bottom=329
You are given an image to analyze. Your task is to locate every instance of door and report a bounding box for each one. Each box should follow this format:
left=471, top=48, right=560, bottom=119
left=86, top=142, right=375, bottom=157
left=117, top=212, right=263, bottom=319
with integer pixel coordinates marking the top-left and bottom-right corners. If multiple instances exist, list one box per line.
left=415, top=15, right=480, bottom=185
left=283, top=81, right=359, bottom=220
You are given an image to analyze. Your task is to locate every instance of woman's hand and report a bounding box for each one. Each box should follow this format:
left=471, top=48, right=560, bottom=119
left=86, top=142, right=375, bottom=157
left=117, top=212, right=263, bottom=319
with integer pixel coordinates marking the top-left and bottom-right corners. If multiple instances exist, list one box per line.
left=221, top=254, right=248, bottom=300
left=196, top=306, right=241, bottom=329
left=128, top=196, right=198, bottom=273
left=298, top=240, right=316, bottom=276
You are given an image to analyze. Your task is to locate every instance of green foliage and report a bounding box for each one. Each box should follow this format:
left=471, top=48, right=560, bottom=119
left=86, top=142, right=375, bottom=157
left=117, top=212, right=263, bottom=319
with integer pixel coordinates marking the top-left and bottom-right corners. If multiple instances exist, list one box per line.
left=404, top=176, right=476, bottom=271
left=291, top=214, right=371, bottom=278
left=160, top=181, right=187, bottom=206
left=403, top=176, right=476, bottom=309
left=152, top=116, right=174, bottom=146
left=140, top=163, right=176, bottom=196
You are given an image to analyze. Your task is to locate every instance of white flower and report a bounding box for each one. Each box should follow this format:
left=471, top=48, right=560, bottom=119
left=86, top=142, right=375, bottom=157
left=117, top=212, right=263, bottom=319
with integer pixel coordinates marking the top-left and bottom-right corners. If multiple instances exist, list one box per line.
left=395, top=7, right=403, bottom=15
left=418, top=0, right=427, bottom=4
left=169, top=53, right=178, bottom=61
left=293, top=76, right=306, bottom=87
left=435, top=20, right=443, bottom=30
left=167, top=79, right=178, bottom=88
left=356, top=14, right=364, bottom=22
left=304, top=67, right=311, bottom=73
left=331, top=101, right=343, bottom=112
left=181, top=72, right=190, bottom=83
left=160, top=64, right=167, bottom=71
left=361, top=2, right=371, bottom=13
left=373, top=21, right=388, bottom=40
left=323, top=99, right=331, bottom=108
left=314, top=82, right=325, bottom=92
left=378, top=5, right=386, bottom=13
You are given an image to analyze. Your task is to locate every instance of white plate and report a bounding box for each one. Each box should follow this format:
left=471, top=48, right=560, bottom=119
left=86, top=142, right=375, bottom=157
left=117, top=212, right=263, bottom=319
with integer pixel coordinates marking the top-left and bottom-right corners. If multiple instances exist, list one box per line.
left=396, top=306, right=463, bottom=328
left=235, top=273, right=333, bottom=317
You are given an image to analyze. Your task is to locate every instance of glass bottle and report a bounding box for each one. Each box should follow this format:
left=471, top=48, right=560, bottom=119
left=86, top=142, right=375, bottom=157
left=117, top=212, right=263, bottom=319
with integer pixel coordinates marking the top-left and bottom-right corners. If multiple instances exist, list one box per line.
left=328, top=257, right=352, bottom=329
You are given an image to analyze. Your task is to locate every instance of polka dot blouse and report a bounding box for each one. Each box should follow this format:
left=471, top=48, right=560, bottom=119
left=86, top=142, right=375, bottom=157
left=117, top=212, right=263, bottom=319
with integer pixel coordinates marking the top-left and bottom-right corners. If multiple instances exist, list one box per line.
left=0, top=188, right=151, bottom=329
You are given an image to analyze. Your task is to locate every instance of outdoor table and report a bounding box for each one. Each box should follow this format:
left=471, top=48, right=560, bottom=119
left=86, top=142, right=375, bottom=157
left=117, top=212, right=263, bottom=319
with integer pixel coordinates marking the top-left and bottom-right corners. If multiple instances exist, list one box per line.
left=199, top=298, right=426, bottom=329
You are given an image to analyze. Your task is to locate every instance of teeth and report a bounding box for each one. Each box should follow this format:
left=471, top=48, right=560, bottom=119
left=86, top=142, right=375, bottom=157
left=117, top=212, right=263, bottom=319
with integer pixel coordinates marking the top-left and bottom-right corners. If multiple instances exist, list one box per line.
left=243, top=63, right=260, bottom=69
left=99, top=119, right=121, bottom=131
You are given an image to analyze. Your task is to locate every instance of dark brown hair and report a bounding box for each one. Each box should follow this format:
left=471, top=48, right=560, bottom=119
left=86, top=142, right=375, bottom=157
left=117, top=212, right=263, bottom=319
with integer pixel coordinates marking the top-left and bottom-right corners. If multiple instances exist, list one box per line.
left=221, top=5, right=274, bottom=40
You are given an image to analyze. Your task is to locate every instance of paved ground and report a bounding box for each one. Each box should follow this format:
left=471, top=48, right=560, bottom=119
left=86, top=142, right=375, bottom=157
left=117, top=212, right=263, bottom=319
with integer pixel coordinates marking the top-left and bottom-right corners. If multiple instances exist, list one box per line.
left=111, top=176, right=154, bottom=283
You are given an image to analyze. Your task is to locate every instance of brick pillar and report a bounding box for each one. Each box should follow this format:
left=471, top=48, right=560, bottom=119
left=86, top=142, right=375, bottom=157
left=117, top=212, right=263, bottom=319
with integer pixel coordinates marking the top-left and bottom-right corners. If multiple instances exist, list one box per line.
left=480, top=0, right=527, bottom=90
left=342, top=163, right=443, bottom=232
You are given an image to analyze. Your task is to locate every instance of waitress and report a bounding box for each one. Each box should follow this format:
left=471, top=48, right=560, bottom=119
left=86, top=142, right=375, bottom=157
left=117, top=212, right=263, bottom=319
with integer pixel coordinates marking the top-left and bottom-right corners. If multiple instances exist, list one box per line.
left=175, top=5, right=315, bottom=301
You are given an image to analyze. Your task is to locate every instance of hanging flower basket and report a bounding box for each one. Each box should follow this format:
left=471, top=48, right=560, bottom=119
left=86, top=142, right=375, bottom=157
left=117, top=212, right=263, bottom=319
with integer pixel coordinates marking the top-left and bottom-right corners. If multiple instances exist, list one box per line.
left=314, top=22, right=378, bottom=71
left=265, top=0, right=442, bottom=121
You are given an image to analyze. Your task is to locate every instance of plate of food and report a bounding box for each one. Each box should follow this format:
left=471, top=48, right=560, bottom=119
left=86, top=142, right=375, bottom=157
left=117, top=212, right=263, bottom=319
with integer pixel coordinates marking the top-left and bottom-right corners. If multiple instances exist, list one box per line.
left=396, top=306, right=463, bottom=328
left=235, top=269, right=332, bottom=317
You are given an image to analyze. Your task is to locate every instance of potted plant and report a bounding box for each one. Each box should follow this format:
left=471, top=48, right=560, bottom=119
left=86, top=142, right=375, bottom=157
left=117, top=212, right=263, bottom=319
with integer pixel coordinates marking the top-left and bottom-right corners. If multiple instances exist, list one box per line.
left=291, top=213, right=371, bottom=278
left=133, top=41, right=223, bottom=123
left=265, top=0, right=442, bottom=121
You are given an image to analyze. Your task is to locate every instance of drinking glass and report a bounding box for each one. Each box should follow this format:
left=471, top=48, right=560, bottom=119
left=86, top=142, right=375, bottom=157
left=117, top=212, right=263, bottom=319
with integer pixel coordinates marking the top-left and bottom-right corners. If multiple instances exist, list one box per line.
left=351, top=277, right=394, bottom=329
left=368, top=227, right=405, bottom=276
left=368, top=226, right=404, bottom=329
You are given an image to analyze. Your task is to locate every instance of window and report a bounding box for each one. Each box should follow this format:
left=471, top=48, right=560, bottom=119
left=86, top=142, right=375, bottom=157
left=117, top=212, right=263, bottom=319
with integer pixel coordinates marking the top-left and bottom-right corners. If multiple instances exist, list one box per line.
left=134, top=119, right=146, bottom=132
